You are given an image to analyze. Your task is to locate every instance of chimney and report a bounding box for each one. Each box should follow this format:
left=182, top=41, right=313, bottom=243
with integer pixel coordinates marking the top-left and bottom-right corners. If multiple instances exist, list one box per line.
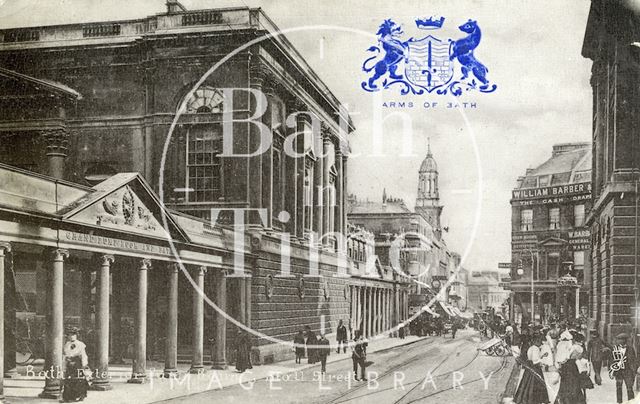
left=166, top=0, right=187, bottom=14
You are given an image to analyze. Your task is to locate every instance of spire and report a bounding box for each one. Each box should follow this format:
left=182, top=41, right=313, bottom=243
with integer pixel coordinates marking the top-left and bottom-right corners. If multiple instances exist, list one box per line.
left=427, top=137, right=432, bottom=157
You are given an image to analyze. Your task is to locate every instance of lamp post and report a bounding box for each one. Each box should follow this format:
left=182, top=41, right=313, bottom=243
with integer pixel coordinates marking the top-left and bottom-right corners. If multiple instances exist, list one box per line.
left=518, top=249, right=538, bottom=324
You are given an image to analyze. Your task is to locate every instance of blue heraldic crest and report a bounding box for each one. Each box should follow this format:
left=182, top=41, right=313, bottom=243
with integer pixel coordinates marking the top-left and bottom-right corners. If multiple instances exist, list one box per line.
left=361, top=17, right=497, bottom=96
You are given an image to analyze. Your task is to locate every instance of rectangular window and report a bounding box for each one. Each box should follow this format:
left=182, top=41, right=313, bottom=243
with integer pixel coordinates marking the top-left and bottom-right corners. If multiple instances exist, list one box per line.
left=520, top=209, right=533, bottom=231
left=549, top=207, right=560, bottom=229
left=186, top=125, right=222, bottom=202
left=574, top=204, right=585, bottom=227
left=538, top=175, right=550, bottom=187
left=303, top=166, right=313, bottom=232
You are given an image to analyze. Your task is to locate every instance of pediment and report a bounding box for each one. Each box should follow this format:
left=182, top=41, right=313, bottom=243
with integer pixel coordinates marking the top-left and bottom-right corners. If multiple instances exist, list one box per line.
left=61, top=173, right=187, bottom=242
left=538, top=237, right=568, bottom=247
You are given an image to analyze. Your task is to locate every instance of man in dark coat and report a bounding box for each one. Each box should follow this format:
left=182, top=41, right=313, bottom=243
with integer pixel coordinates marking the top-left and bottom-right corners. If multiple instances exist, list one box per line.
left=351, top=330, right=368, bottom=381
left=235, top=330, right=252, bottom=373
left=586, top=329, right=607, bottom=385
left=336, top=320, right=348, bottom=354
left=318, top=334, right=331, bottom=373
left=305, top=326, right=317, bottom=364
left=609, top=333, right=637, bottom=403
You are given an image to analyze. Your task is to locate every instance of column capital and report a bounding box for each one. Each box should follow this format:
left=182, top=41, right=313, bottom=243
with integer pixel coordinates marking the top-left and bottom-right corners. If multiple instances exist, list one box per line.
left=0, top=241, right=11, bottom=255
left=48, top=248, right=69, bottom=261
left=98, top=254, right=115, bottom=266
left=262, top=75, right=279, bottom=97
left=42, top=128, right=69, bottom=157
left=195, top=266, right=208, bottom=275
left=321, top=122, right=333, bottom=140
left=249, top=59, right=267, bottom=89
left=167, top=262, right=180, bottom=273
left=140, top=258, right=151, bottom=270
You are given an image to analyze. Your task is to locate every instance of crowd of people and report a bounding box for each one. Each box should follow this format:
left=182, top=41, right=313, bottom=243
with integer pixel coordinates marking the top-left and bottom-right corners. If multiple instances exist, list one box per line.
left=512, top=321, right=637, bottom=404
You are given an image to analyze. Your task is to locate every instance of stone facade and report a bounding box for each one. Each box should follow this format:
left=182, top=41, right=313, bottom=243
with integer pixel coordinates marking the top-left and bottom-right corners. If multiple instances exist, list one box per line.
left=582, top=0, right=640, bottom=342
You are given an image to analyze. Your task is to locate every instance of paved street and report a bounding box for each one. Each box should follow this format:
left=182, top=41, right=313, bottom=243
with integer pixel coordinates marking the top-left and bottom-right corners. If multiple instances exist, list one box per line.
left=159, top=330, right=514, bottom=404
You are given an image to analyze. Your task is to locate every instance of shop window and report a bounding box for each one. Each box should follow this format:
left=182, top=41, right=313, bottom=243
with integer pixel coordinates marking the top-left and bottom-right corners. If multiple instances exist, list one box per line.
left=574, top=204, right=585, bottom=227
left=549, top=207, right=560, bottom=230
left=520, top=209, right=533, bottom=231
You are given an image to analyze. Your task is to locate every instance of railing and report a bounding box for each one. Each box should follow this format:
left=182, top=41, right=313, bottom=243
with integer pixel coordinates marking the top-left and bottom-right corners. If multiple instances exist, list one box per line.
left=2, top=29, right=40, bottom=43
left=82, top=24, right=122, bottom=38
left=182, top=11, right=223, bottom=26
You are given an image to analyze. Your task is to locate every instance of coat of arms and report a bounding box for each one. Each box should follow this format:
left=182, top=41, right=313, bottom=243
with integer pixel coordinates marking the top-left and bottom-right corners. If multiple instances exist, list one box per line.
left=361, top=17, right=497, bottom=96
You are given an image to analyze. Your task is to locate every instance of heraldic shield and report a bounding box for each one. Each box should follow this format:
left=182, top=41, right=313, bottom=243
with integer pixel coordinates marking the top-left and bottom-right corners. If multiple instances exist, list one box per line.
left=405, top=35, right=454, bottom=92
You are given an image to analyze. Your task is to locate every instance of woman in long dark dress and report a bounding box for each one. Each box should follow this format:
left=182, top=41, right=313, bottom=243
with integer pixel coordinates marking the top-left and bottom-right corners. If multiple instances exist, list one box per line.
left=61, top=327, right=89, bottom=403
left=554, top=345, right=586, bottom=404
left=514, top=334, right=550, bottom=404
left=235, top=331, right=253, bottom=373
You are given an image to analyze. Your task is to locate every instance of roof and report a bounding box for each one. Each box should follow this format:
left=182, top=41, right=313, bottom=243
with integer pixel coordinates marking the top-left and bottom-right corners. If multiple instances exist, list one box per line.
left=349, top=201, right=413, bottom=215
left=516, top=143, right=591, bottom=189
left=0, top=67, right=82, bottom=100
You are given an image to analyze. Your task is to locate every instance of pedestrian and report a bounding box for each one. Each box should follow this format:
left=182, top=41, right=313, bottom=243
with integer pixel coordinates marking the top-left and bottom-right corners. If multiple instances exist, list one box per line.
left=555, top=328, right=573, bottom=368
left=609, top=333, right=637, bottom=403
left=513, top=334, right=550, bottom=404
left=398, top=325, right=405, bottom=339
left=293, top=330, right=305, bottom=364
left=451, top=319, right=459, bottom=339
left=555, top=344, right=586, bottom=404
left=61, top=326, right=89, bottom=403
left=519, top=325, right=532, bottom=363
left=576, top=347, right=594, bottom=401
left=305, top=325, right=317, bottom=364
left=505, top=322, right=514, bottom=346
left=318, top=334, right=331, bottom=373
left=586, top=329, right=606, bottom=386
left=351, top=330, right=368, bottom=381
left=336, top=320, right=348, bottom=354
left=235, top=330, right=253, bottom=373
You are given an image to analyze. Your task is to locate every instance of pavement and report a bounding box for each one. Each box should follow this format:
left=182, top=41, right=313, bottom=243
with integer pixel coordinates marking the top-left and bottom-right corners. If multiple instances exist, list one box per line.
left=503, top=355, right=640, bottom=404
left=2, top=333, right=429, bottom=404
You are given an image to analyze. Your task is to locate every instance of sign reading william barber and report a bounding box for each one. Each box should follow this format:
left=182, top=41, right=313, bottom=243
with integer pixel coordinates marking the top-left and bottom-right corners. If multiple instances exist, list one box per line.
left=511, top=182, right=592, bottom=206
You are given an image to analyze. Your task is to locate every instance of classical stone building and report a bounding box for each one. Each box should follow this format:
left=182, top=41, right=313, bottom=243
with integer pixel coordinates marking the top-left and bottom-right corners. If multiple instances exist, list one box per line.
left=509, top=143, right=592, bottom=326
left=0, top=2, right=408, bottom=398
left=347, top=144, right=459, bottom=317
left=466, top=271, right=510, bottom=315
left=582, top=0, right=640, bottom=341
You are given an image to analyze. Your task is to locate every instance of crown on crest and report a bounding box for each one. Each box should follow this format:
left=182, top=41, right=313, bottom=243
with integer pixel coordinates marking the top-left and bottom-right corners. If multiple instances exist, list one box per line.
left=415, top=16, right=445, bottom=30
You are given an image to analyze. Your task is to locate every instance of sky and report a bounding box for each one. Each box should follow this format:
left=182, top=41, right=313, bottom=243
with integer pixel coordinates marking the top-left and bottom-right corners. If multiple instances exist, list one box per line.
left=0, top=0, right=594, bottom=273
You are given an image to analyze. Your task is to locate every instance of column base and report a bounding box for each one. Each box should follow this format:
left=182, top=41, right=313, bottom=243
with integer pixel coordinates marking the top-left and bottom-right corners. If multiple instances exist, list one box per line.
left=163, top=368, right=178, bottom=378
left=210, top=361, right=227, bottom=370
left=189, top=365, right=206, bottom=374
left=127, top=374, right=148, bottom=384
left=90, top=379, right=113, bottom=391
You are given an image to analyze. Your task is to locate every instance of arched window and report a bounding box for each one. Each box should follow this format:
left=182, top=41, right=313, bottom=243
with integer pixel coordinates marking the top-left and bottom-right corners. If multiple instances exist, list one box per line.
left=184, top=86, right=224, bottom=114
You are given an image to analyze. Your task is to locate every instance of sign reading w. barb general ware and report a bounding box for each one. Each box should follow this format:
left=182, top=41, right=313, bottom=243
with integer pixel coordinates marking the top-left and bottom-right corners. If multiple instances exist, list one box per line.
left=361, top=17, right=497, bottom=96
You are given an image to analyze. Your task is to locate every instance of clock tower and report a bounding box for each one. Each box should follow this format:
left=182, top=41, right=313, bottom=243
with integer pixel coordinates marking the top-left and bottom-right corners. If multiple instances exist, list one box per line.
left=415, top=139, right=443, bottom=233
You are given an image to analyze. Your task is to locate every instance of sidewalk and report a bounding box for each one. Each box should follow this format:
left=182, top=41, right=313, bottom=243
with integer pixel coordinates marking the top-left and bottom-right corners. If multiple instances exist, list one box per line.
left=504, top=362, right=640, bottom=404
left=3, top=334, right=427, bottom=403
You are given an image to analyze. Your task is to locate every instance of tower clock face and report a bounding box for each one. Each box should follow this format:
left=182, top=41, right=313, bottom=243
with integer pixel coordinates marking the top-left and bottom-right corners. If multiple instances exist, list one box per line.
left=185, top=86, right=224, bottom=113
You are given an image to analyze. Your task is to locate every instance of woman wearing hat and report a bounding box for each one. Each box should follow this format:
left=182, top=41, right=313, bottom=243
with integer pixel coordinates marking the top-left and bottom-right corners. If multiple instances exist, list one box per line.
left=61, top=326, right=90, bottom=402
left=514, top=334, right=550, bottom=404
left=554, top=344, right=586, bottom=404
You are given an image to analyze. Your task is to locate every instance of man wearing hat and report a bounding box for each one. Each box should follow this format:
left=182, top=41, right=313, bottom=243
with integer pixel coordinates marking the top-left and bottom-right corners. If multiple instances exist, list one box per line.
left=586, top=329, right=607, bottom=385
left=609, top=332, right=637, bottom=403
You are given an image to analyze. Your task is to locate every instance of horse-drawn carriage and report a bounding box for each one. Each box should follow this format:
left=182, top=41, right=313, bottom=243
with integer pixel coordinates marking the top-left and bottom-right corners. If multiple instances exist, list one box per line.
left=477, top=336, right=512, bottom=357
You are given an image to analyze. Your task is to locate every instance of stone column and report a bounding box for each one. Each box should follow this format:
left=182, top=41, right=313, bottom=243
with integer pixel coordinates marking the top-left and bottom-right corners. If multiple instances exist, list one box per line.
left=245, top=271, right=252, bottom=329
left=367, top=287, right=373, bottom=337
left=0, top=243, right=10, bottom=398
left=237, top=277, right=247, bottom=325
left=313, top=124, right=324, bottom=244
left=248, top=60, right=266, bottom=225
left=294, top=103, right=308, bottom=240
left=354, top=287, right=360, bottom=335
left=92, top=254, right=113, bottom=391
left=322, top=127, right=332, bottom=245
left=211, top=270, right=228, bottom=369
left=39, top=249, right=68, bottom=399
left=128, top=259, right=150, bottom=384
left=164, top=263, right=179, bottom=377
left=373, top=288, right=379, bottom=334
left=190, top=267, right=206, bottom=374
left=383, top=289, right=388, bottom=333
left=335, top=148, right=344, bottom=236
left=575, top=289, right=580, bottom=320
left=42, top=128, right=69, bottom=179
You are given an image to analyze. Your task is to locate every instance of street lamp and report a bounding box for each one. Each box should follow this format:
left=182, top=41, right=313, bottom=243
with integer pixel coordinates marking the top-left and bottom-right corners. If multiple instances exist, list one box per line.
left=518, top=249, right=538, bottom=324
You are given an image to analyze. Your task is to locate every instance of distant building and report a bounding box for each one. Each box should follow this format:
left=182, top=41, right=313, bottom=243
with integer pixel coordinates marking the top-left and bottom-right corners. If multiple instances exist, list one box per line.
left=583, top=1, right=640, bottom=341
left=509, top=143, right=592, bottom=326
left=347, top=144, right=461, bottom=315
left=466, top=271, right=510, bottom=314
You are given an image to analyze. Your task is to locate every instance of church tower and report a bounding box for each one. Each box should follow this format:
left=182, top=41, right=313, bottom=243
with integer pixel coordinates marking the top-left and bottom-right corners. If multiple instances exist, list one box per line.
left=415, top=139, right=443, bottom=232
